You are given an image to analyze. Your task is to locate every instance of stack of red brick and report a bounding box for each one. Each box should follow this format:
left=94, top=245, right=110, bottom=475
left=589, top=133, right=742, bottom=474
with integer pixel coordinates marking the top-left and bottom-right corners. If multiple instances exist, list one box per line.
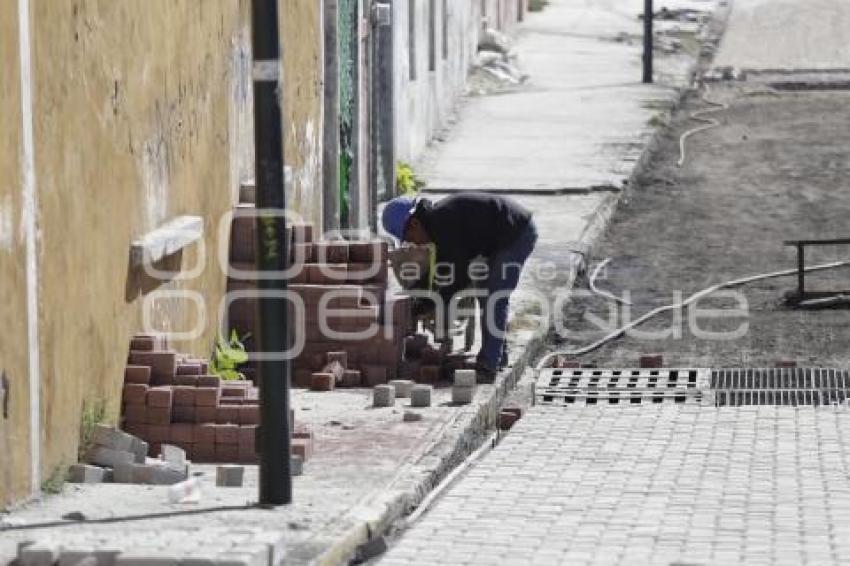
left=227, top=199, right=412, bottom=389
left=121, top=334, right=313, bottom=464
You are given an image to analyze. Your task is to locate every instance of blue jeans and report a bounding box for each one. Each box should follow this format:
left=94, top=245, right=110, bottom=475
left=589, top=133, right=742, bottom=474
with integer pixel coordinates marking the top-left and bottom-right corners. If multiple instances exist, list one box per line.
left=477, top=220, right=538, bottom=370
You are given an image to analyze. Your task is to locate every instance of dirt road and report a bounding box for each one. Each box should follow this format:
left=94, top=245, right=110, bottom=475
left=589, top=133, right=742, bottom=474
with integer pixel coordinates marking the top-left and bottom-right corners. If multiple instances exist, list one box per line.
left=550, top=85, right=850, bottom=368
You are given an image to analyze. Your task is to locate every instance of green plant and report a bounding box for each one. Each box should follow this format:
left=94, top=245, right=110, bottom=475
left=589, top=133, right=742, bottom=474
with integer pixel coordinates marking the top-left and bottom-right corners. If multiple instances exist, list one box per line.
left=396, top=162, right=426, bottom=196
left=41, top=465, right=66, bottom=495
left=528, top=0, right=549, bottom=12
left=211, top=329, right=250, bottom=381
left=79, top=399, right=107, bottom=460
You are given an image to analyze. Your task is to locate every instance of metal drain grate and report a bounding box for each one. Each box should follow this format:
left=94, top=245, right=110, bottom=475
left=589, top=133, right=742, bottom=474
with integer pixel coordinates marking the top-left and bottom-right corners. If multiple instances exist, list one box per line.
left=534, top=368, right=710, bottom=406
left=710, top=368, right=850, bottom=407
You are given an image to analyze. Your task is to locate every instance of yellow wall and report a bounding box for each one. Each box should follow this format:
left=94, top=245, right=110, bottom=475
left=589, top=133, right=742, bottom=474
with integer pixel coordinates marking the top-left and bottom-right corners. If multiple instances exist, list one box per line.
left=0, top=0, right=327, bottom=507
left=0, top=0, right=33, bottom=508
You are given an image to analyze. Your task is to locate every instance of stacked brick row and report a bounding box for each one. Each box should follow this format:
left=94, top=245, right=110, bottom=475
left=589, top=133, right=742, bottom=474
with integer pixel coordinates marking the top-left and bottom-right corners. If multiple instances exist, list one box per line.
left=121, top=334, right=313, bottom=464
left=227, top=199, right=413, bottom=389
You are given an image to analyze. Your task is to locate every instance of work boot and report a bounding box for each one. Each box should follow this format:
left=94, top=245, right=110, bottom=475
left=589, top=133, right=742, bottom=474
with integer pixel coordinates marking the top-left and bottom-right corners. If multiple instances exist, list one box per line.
left=475, top=363, right=497, bottom=384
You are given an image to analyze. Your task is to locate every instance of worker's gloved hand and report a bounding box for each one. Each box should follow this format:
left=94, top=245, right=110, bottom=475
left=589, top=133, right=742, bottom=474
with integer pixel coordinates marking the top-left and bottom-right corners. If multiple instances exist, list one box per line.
left=411, top=297, right=436, bottom=318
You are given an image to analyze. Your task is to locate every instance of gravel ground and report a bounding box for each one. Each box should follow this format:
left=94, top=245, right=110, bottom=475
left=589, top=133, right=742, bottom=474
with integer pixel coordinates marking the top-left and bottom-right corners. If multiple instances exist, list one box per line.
left=550, top=85, right=850, bottom=368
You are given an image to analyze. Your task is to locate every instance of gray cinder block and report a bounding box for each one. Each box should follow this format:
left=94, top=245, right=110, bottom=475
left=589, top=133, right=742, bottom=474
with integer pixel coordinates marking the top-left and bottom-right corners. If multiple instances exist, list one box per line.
left=410, top=385, right=433, bottom=408
left=216, top=465, right=245, bottom=487
left=454, top=369, right=476, bottom=388
left=373, top=384, right=395, bottom=407
left=67, top=464, right=107, bottom=484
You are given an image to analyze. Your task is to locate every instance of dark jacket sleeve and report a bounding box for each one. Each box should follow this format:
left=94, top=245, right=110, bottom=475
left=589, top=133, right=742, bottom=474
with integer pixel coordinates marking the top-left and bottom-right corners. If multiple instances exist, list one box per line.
left=433, top=246, right=472, bottom=310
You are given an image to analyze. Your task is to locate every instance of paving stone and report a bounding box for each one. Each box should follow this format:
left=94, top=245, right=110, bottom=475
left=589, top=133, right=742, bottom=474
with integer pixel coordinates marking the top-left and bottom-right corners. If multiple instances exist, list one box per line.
left=452, top=386, right=474, bottom=405
left=18, top=544, right=59, bottom=566
left=67, top=464, right=107, bottom=484
left=85, top=446, right=135, bottom=469
left=216, top=465, right=245, bottom=488
left=373, top=385, right=395, bottom=408
left=454, top=369, right=476, bottom=388
left=389, top=379, right=415, bottom=398
left=410, top=385, right=432, bottom=408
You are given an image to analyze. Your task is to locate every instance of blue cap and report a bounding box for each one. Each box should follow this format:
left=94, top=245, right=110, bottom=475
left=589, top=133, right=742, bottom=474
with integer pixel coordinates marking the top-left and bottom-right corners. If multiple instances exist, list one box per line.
left=382, top=196, right=419, bottom=241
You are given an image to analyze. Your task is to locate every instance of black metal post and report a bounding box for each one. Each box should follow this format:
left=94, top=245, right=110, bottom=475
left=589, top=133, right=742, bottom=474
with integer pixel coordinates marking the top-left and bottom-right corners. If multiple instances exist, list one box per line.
left=797, top=244, right=805, bottom=298
left=251, top=0, right=292, bottom=505
left=643, top=0, right=653, bottom=84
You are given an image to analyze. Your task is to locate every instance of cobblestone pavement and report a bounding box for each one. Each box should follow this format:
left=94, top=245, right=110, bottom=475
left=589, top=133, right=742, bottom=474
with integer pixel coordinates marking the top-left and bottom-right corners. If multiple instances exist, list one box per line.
left=383, top=405, right=850, bottom=565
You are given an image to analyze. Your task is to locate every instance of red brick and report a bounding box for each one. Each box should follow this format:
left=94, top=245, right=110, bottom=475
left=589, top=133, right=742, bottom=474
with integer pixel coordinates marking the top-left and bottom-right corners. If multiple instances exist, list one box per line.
left=193, top=442, right=216, bottom=463
left=362, top=365, right=388, bottom=386
left=123, top=404, right=147, bottom=424
left=776, top=361, right=798, bottom=368
left=123, top=384, right=149, bottom=406
left=193, top=423, right=217, bottom=445
left=147, top=425, right=171, bottom=443
left=215, top=443, right=240, bottom=463
left=499, top=410, right=521, bottom=431
left=417, top=365, right=441, bottom=385
left=125, top=365, right=152, bottom=385
left=176, top=363, right=202, bottom=376
left=239, top=424, right=258, bottom=449
left=216, top=405, right=240, bottom=424
left=292, top=429, right=313, bottom=440
left=291, top=223, right=314, bottom=244
left=128, top=351, right=177, bottom=385
left=420, top=347, right=443, bottom=366
left=291, top=437, right=314, bottom=461
left=238, top=444, right=258, bottom=464
left=221, top=385, right=248, bottom=398
left=173, top=405, right=196, bottom=424
left=173, top=386, right=196, bottom=407
left=341, top=370, right=362, bottom=388
left=230, top=212, right=257, bottom=264
left=174, top=375, right=199, bottom=387
left=146, top=406, right=172, bottom=425
left=639, top=354, right=664, bottom=369
left=310, top=372, right=335, bottom=392
left=198, top=375, right=222, bottom=388
left=346, top=263, right=387, bottom=285
left=195, top=405, right=217, bottom=424
left=239, top=405, right=260, bottom=425
left=129, top=336, right=156, bottom=352
left=291, top=242, right=316, bottom=263
left=123, top=423, right=147, bottom=439
left=294, top=369, right=313, bottom=388
left=553, top=356, right=581, bottom=369
left=195, top=387, right=221, bottom=407
left=169, top=423, right=194, bottom=444
left=314, top=242, right=349, bottom=264
left=306, top=263, right=348, bottom=285
left=348, top=240, right=388, bottom=264
left=216, top=423, right=239, bottom=445
left=148, top=442, right=162, bottom=458
left=220, top=398, right=244, bottom=406
left=146, top=387, right=173, bottom=409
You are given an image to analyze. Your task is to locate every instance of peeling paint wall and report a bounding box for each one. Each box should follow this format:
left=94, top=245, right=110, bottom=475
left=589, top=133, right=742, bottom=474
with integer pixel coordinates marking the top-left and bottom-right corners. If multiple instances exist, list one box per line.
left=393, top=0, right=526, bottom=168
left=281, top=1, right=324, bottom=228
left=0, top=0, right=33, bottom=507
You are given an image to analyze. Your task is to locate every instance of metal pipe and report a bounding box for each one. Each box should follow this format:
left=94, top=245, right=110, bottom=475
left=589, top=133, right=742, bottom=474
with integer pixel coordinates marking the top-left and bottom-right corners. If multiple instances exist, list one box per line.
left=250, top=0, right=292, bottom=506
left=643, top=0, right=653, bottom=84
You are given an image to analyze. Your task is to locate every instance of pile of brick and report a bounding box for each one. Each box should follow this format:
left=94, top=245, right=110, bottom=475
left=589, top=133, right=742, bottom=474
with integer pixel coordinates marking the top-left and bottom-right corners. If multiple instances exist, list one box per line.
left=121, top=334, right=313, bottom=465
left=226, top=196, right=414, bottom=389
left=71, top=424, right=188, bottom=485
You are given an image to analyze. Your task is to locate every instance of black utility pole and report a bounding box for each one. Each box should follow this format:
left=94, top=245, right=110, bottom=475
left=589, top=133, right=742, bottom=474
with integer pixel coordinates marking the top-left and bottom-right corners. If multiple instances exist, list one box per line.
left=643, top=0, right=654, bottom=84
left=251, top=0, right=292, bottom=505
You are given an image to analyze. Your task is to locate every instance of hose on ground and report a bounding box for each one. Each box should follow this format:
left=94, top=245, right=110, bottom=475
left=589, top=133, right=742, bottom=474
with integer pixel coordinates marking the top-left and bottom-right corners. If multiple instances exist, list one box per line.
left=589, top=258, right=633, bottom=306
left=678, top=84, right=728, bottom=167
left=536, top=258, right=850, bottom=370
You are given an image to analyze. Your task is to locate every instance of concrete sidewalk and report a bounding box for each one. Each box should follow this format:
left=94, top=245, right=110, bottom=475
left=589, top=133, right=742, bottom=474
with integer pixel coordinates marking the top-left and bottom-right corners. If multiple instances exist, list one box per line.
left=0, top=2, right=717, bottom=564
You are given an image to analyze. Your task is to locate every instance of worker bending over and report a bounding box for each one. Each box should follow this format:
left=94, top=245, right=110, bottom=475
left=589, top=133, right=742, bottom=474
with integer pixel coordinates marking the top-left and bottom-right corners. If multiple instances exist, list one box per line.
left=382, top=192, right=538, bottom=383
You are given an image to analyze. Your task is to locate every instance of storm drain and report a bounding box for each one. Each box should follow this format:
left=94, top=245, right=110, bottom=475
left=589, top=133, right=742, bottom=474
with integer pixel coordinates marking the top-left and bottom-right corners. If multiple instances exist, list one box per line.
left=534, top=368, right=710, bottom=406
left=710, top=368, right=850, bottom=407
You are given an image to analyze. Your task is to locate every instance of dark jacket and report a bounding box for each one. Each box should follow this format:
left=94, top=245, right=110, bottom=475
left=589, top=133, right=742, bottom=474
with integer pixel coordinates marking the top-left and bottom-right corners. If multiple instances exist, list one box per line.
left=412, top=192, right=532, bottom=304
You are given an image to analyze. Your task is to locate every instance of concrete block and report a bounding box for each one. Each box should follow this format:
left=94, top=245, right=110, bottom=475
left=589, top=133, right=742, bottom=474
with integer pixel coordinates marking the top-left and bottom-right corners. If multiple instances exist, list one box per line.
left=290, top=455, right=304, bottom=477
left=115, top=551, right=182, bottom=565
left=85, top=446, right=135, bottom=469
left=161, top=444, right=187, bottom=471
left=454, top=369, right=477, bottom=388
left=18, top=544, right=59, bottom=566
left=149, top=464, right=186, bottom=485
left=291, top=437, right=314, bottom=461
left=403, top=410, right=423, bottom=422
left=410, top=385, right=432, bottom=408
left=92, top=424, right=135, bottom=452
left=67, top=463, right=107, bottom=484
left=452, top=386, right=475, bottom=405
left=216, top=465, right=245, bottom=487
left=113, top=461, right=136, bottom=484
left=128, top=351, right=177, bottom=384
left=172, top=405, right=196, bottom=424
left=373, top=384, right=395, bottom=407
left=131, top=437, right=149, bottom=464
left=389, top=379, right=415, bottom=398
